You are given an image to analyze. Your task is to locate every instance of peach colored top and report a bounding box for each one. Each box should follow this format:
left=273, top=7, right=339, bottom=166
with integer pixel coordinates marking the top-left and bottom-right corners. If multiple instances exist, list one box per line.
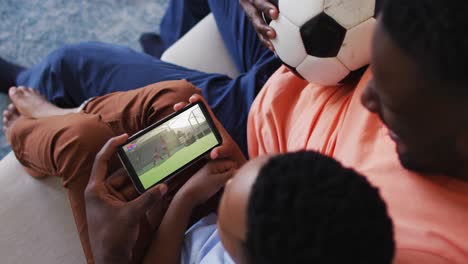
left=247, top=66, right=468, bottom=263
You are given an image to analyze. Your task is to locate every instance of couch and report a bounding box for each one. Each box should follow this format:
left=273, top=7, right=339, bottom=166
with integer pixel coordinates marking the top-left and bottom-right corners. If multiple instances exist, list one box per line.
left=0, top=14, right=239, bottom=263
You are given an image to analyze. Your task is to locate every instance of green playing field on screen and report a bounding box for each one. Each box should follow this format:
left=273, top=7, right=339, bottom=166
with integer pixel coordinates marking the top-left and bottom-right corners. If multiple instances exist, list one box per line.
left=122, top=104, right=220, bottom=190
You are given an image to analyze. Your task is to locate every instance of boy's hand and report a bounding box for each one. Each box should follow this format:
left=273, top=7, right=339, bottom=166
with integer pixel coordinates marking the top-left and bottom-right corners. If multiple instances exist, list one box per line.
left=178, top=160, right=236, bottom=207
left=239, top=0, right=279, bottom=51
left=85, top=134, right=168, bottom=264
left=173, top=94, right=247, bottom=167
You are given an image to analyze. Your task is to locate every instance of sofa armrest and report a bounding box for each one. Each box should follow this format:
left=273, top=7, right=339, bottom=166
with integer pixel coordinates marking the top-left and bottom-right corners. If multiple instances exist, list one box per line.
left=161, top=14, right=240, bottom=79
left=0, top=152, right=85, bottom=263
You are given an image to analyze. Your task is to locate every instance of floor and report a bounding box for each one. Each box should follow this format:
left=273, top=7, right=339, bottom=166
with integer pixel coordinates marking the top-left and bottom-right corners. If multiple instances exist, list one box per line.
left=0, top=0, right=168, bottom=159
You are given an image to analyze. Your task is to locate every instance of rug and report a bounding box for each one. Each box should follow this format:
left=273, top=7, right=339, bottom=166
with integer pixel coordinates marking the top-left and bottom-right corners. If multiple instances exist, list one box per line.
left=0, top=0, right=168, bottom=159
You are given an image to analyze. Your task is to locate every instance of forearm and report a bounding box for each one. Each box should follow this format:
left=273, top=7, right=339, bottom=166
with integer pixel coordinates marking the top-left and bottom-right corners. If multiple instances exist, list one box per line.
left=143, top=192, right=195, bottom=264
left=94, top=253, right=129, bottom=264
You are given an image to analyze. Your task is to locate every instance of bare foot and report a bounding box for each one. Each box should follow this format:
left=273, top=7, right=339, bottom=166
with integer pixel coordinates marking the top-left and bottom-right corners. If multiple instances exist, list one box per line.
left=3, top=103, right=20, bottom=144
left=2, top=103, right=47, bottom=178
left=8, top=86, right=78, bottom=118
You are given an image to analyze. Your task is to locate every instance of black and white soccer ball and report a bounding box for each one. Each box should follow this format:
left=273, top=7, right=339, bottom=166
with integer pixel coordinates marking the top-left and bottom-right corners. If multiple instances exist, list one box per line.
left=264, top=0, right=381, bottom=86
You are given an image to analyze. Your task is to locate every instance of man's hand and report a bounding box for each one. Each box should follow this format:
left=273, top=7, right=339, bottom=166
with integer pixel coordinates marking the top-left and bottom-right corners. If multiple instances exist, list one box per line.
left=173, top=94, right=247, bottom=167
left=85, top=134, right=168, bottom=264
left=240, top=0, right=279, bottom=51
left=178, top=160, right=237, bottom=207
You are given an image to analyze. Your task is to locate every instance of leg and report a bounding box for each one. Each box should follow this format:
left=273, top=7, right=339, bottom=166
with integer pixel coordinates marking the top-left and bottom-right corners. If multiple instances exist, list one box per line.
left=8, top=114, right=115, bottom=263
left=207, top=0, right=280, bottom=74
left=156, top=0, right=279, bottom=75
left=140, top=0, right=210, bottom=58
left=16, top=42, right=278, bottom=153
left=159, top=0, right=210, bottom=49
left=81, top=80, right=201, bottom=136
left=16, top=42, right=221, bottom=108
left=4, top=82, right=199, bottom=263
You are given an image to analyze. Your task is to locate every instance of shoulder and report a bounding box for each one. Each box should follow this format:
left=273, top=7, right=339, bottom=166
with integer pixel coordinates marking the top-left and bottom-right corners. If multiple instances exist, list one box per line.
left=182, top=214, right=232, bottom=264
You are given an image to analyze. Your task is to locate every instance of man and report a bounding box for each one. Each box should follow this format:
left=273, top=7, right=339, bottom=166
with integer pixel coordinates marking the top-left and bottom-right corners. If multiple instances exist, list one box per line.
left=4, top=0, right=468, bottom=263
left=3, top=90, right=395, bottom=263
left=246, top=0, right=468, bottom=262
left=0, top=0, right=281, bottom=155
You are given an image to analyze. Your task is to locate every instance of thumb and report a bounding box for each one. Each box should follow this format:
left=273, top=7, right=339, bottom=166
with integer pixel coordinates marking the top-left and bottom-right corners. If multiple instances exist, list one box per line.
left=128, top=184, right=168, bottom=215
left=212, top=169, right=236, bottom=190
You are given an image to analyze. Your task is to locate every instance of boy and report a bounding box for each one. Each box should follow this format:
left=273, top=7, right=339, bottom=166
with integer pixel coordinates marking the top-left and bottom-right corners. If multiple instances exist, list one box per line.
left=141, top=150, right=394, bottom=263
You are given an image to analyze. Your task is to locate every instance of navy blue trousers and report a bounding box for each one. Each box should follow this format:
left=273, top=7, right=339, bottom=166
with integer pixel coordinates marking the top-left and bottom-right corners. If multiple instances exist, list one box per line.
left=15, top=0, right=281, bottom=155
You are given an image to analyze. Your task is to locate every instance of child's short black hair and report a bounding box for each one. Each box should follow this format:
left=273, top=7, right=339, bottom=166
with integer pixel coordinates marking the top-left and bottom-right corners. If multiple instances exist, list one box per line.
left=382, top=0, right=468, bottom=97
left=245, top=151, right=394, bottom=264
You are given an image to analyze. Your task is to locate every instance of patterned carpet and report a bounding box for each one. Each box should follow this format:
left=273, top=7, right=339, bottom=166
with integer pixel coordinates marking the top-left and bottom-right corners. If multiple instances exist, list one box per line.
left=0, top=0, right=168, bottom=159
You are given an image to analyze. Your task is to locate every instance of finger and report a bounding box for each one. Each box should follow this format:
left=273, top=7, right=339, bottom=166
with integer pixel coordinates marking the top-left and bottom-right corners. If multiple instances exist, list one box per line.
left=210, top=145, right=231, bottom=160
left=258, top=33, right=275, bottom=52
left=253, top=0, right=279, bottom=20
left=121, top=182, right=140, bottom=201
left=129, top=184, right=168, bottom=215
left=188, top=94, right=223, bottom=127
left=90, top=134, right=129, bottom=183
left=220, top=160, right=237, bottom=171
left=189, top=94, right=246, bottom=162
left=107, top=168, right=129, bottom=189
left=243, top=2, right=268, bottom=30
left=173, top=102, right=188, bottom=112
left=188, top=94, right=227, bottom=134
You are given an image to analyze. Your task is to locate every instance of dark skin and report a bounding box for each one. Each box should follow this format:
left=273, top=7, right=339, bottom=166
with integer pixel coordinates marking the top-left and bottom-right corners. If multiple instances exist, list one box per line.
left=244, top=0, right=468, bottom=180
left=84, top=134, right=168, bottom=264
left=361, top=17, right=468, bottom=180
left=239, top=0, right=278, bottom=51
left=83, top=2, right=272, bottom=261
left=142, top=94, right=246, bottom=263
left=85, top=95, right=246, bottom=264
left=86, top=3, right=468, bottom=262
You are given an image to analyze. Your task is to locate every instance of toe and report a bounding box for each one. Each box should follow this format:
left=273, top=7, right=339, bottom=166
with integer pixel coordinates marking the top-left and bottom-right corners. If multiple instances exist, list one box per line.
left=16, top=86, right=27, bottom=95
left=9, top=105, right=18, bottom=115
left=8, top=86, right=17, bottom=97
left=8, top=103, right=15, bottom=111
left=9, top=86, right=25, bottom=99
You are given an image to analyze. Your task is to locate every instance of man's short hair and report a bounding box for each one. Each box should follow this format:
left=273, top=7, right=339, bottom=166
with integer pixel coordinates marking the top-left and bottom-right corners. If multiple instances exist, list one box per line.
left=382, top=0, right=468, bottom=97
left=245, top=151, right=395, bottom=264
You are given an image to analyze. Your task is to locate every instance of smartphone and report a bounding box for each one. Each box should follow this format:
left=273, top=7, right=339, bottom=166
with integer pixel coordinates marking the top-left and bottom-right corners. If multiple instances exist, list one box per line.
left=118, top=101, right=223, bottom=193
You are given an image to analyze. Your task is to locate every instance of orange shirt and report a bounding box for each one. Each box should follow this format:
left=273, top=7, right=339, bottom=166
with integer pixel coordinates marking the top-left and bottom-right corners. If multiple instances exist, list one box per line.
left=247, top=66, right=468, bottom=263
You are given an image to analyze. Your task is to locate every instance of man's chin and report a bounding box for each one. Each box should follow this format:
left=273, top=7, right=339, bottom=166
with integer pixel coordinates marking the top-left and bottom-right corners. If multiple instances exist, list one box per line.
left=396, top=145, right=428, bottom=172
left=398, top=154, right=423, bottom=172
left=397, top=151, right=439, bottom=174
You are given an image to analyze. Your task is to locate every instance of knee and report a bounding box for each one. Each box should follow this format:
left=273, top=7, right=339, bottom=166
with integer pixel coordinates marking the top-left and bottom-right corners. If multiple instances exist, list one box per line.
left=54, top=115, right=114, bottom=164
left=140, top=80, right=201, bottom=125
left=168, top=80, right=201, bottom=103
left=45, top=42, right=108, bottom=69
left=155, top=80, right=200, bottom=108
left=143, top=80, right=200, bottom=108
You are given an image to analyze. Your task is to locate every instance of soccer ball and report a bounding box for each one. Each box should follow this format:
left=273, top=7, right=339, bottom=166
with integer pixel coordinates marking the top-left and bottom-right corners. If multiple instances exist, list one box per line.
left=264, top=0, right=380, bottom=86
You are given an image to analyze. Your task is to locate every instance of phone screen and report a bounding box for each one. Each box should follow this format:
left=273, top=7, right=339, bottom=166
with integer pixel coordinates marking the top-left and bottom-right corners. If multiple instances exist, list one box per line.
left=119, top=103, right=222, bottom=191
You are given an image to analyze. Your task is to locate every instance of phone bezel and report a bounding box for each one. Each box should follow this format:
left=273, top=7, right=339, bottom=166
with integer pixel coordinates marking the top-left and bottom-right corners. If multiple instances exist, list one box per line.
left=117, top=101, right=223, bottom=193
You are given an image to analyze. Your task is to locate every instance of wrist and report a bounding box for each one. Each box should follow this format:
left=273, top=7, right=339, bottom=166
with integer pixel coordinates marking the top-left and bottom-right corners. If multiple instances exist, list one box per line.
left=174, top=188, right=199, bottom=209
left=94, top=253, right=129, bottom=264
